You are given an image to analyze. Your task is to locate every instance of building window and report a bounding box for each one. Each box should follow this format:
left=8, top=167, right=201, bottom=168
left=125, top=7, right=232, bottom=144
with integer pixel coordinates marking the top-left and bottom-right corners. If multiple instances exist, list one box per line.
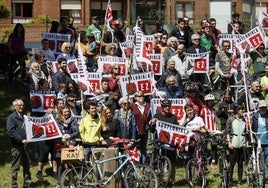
left=175, top=3, right=193, bottom=23
left=12, top=1, right=33, bottom=23
left=61, top=0, right=81, bottom=23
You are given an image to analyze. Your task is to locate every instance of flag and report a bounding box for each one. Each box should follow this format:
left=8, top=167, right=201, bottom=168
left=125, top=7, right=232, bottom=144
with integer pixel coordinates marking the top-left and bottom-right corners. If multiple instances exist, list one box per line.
left=105, top=1, right=113, bottom=31
left=230, top=50, right=238, bottom=74
left=259, top=11, right=268, bottom=28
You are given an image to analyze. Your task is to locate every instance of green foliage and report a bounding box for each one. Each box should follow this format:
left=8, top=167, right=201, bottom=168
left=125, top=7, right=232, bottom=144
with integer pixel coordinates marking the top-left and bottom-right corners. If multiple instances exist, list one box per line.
left=0, top=27, right=12, bottom=42
left=0, top=15, right=52, bottom=42
left=0, top=2, right=11, bottom=19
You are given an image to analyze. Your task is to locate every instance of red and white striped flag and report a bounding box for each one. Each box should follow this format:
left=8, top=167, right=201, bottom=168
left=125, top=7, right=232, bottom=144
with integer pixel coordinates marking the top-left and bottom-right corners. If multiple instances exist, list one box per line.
left=105, top=1, right=113, bottom=31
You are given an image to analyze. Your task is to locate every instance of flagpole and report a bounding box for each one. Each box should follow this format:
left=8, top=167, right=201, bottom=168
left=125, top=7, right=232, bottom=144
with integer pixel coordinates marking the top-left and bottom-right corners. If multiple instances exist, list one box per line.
left=239, top=46, right=253, bottom=141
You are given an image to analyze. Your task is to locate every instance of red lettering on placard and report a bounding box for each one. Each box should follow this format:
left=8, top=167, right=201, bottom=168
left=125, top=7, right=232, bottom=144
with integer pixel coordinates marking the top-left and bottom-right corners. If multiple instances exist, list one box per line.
left=249, top=33, right=263, bottom=48
left=151, top=61, right=160, bottom=74
left=194, top=58, right=207, bottom=72
left=44, top=122, right=59, bottom=137
left=103, top=64, right=112, bottom=73
left=137, top=80, right=151, bottom=94
left=88, top=79, right=100, bottom=92
left=171, top=106, right=184, bottom=120
left=171, top=133, right=187, bottom=151
left=43, top=95, right=56, bottom=110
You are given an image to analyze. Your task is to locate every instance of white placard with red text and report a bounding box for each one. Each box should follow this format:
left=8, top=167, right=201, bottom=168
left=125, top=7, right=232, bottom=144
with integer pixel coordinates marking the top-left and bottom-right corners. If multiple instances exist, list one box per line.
left=218, top=34, right=236, bottom=53
left=97, top=56, right=129, bottom=75
left=51, top=59, right=79, bottom=74
left=42, top=33, right=71, bottom=54
left=148, top=54, right=163, bottom=75
left=236, top=26, right=264, bottom=50
left=25, top=114, right=62, bottom=142
left=119, top=72, right=154, bottom=97
left=71, top=72, right=102, bottom=95
left=156, top=120, right=194, bottom=151
left=185, top=52, right=209, bottom=73
left=151, top=98, right=186, bottom=121
left=30, top=90, right=56, bottom=112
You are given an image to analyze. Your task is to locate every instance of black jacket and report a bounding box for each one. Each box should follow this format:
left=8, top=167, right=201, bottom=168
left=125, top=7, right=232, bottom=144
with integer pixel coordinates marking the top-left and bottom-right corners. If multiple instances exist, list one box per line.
left=6, top=111, right=26, bottom=145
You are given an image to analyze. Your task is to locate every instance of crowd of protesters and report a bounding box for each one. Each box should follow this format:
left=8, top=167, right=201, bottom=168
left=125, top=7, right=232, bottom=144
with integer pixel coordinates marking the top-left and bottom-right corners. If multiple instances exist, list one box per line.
left=5, top=12, right=268, bottom=188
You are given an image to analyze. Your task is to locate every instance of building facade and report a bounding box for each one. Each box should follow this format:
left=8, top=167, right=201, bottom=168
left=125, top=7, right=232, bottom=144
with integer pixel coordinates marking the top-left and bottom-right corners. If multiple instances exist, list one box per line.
left=0, top=0, right=267, bottom=42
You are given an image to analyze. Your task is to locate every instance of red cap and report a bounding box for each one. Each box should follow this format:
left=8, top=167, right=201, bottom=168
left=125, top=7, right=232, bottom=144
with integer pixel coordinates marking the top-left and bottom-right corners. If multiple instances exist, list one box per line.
left=112, top=20, right=120, bottom=25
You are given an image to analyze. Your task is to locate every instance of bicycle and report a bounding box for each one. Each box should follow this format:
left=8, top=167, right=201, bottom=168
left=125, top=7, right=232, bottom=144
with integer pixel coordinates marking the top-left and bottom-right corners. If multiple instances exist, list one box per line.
left=144, top=139, right=172, bottom=188
left=60, top=139, right=159, bottom=188
left=245, top=131, right=268, bottom=188
left=185, top=136, right=210, bottom=188
left=209, top=130, right=230, bottom=188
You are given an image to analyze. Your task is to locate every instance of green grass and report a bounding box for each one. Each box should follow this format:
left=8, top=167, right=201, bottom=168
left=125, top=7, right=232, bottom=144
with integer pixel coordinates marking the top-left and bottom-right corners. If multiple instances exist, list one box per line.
left=0, top=79, right=259, bottom=188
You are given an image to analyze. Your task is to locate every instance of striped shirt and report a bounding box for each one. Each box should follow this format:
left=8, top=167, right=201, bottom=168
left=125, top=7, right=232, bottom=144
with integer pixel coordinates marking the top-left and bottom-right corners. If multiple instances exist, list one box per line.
left=200, top=107, right=217, bottom=131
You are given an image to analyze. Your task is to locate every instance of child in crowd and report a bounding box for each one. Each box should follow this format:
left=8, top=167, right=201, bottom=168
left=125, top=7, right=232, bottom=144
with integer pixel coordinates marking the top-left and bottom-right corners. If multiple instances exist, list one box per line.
left=57, top=83, right=67, bottom=99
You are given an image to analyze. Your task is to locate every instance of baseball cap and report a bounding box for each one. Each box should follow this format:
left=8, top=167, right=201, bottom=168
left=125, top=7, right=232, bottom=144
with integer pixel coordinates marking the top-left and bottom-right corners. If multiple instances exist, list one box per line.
left=259, top=100, right=267, bottom=108
left=112, top=20, right=120, bottom=25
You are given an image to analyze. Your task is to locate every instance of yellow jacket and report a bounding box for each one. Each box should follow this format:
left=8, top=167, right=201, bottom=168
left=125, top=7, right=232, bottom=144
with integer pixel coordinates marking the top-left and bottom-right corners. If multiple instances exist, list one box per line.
left=79, top=113, right=103, bottom=143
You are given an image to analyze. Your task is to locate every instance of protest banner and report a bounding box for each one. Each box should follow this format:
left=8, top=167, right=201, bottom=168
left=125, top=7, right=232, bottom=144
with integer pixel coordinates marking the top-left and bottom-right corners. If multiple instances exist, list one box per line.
left=30, top=90, right=56, bottom=112
left=119, top=72, right=154, bottom=97
left=51, top=59, right=78, bottom=75
left=25, top=114, right=62, bottom=142
left=236, top=26, right=264, bottom=50
left=156, top=120, right=194, bottom=151
left=42, top=33, right=71, bottom=54
left=218, top=34, right=236, bottom=53
left=97, top=56, right=129, bottom=75
left=148, top=54, right=163, bottom=75
left=70, top=72, right=102, bottom=96
left=120, top=40, right=134, bottom=58
left=151, top=98, right=186, bottom=121
left=185, top=52, right=209, bottom=73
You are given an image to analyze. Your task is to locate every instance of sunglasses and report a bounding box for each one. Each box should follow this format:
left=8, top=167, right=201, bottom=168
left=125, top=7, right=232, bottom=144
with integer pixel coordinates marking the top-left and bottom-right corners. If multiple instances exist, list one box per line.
left=68, top=99, right=76, bottom=102
left=193, top=39, right=200, bottom=41
left=114, top=67, right=120, bottom=70
left=65, top=46, right=71, bottom=49
left=110, top=47, right=116, bottom=50
left=224, top=45, right=230, bottom=48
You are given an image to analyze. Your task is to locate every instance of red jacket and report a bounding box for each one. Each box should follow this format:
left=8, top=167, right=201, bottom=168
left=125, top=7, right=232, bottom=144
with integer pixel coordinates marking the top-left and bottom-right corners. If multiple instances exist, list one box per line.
left=130, top=103, right=151, bottom=135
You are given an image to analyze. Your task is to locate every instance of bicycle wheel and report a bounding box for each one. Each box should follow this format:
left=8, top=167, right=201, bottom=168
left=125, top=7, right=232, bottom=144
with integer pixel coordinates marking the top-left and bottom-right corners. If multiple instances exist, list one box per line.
left=186, top=159, right=206, bottom=188
left=258, top=151, right=266, bottom=188
left=155, top=156, right=171, bottom=188
left=60, top=165, right=98, bottom=188
left=124, top=163, right=159, bottom=188
left=246, top=156, right=255, bottom=188
left=218, top=156, right=229, bottom=188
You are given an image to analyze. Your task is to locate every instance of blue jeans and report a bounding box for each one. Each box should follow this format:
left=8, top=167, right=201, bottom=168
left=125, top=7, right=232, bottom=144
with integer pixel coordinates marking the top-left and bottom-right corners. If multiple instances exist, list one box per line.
left=84, top=147, right=92, bottom=162
left=263, top=146, right=268, bottom=178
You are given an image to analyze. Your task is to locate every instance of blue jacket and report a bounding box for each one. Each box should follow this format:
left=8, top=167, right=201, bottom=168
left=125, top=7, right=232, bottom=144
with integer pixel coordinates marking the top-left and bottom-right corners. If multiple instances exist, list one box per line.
left=159, top=85, right=183, bottom=98
left=52, top=71, right=73, bottom=93
left=6, top=111, right=26, bottom=145
left=56, top=117, right=79, bottom=139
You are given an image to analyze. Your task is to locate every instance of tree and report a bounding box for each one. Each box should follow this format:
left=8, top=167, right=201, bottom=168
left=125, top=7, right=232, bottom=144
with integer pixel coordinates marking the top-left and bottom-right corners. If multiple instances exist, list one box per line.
left=0, top=2, right=11, bottom=19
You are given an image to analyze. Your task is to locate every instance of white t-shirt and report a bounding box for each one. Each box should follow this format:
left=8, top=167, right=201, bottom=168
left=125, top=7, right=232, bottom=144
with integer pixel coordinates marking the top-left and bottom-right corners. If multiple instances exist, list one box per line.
left=185, top=116, right=205, bottom=138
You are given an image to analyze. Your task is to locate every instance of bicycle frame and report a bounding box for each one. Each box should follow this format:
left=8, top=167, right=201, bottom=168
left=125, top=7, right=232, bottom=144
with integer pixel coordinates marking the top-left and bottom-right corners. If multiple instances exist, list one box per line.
left=247, top=131, right=268, bottom=186
left=77, top=149, right=139, bottom=186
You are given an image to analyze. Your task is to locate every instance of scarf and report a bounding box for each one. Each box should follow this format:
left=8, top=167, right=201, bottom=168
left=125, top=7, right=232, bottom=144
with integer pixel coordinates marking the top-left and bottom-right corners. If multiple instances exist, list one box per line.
left=30, top=69, right=46, bottom=85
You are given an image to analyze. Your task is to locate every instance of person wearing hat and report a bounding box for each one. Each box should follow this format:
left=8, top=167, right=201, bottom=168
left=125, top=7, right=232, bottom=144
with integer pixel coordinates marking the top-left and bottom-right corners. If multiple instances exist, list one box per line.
left=150, top=99, right=179, bottom=186
left=102, top=19, right=124, bottom=56
left=86, top=16, right=102, bottom=45
left=252, top=100, right=268, bottom=183
left=200, top=22, right=218, bottom=80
